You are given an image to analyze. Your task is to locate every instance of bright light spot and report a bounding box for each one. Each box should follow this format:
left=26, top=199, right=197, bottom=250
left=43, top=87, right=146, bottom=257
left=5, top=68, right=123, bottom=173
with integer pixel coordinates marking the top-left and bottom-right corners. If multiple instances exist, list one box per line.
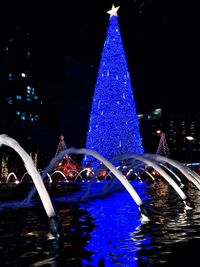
left=186, top=136, right=194, bottom=141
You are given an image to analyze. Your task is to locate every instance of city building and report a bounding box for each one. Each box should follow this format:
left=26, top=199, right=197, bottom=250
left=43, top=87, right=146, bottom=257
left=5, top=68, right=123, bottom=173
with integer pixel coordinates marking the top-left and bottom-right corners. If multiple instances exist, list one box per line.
left=0, top=27, right=42, bottom=124
left=0, top=27, right=45, bottom=175
left=138, top=107, right=200, bottom=163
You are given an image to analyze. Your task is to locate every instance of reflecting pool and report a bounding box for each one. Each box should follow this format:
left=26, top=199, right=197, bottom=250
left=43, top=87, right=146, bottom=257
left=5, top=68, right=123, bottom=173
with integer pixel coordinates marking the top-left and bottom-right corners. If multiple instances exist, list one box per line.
left=0, top=180, right=200, bottom=266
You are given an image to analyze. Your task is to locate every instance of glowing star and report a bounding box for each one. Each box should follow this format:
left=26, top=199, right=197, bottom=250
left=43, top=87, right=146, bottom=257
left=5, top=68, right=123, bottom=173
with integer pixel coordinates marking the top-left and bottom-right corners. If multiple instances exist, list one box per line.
left=107, top=4, right=120, bottom=17
left=83, top=4, right=143, bottom=169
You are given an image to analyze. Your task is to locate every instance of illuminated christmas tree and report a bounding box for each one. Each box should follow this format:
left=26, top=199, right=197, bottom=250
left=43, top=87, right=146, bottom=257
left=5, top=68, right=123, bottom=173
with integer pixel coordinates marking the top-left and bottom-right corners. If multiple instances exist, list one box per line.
left=1, top=154, right=8, bottom=178
left=156, top=130, right=170, bottom=156
left=55, top=134, right=80, bottom=168
left=83, top=5, right=144, bottom=167
left=55, top=134, right=67, bottom=156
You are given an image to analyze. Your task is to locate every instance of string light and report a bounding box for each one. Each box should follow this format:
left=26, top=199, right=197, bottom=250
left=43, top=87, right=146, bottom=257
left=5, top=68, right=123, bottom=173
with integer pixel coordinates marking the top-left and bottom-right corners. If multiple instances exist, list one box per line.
left=83, top=13, right=143, bottom=168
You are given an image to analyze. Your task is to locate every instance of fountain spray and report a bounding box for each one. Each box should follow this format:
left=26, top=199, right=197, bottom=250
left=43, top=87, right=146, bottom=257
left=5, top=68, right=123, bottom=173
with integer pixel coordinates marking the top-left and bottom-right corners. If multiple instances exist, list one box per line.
left=0, top=134, right=63, bottom=241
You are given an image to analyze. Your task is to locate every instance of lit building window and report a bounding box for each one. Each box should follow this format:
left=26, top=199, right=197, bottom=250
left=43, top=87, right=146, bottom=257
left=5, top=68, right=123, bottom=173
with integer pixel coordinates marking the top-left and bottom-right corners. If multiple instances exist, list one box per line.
left=153, top=108, right=162, bottom=117
left=8, top=73, right=13, bottom=81
left=138, top=114, right=144, bottom=120
left=26, top=97, right=31, bottom=102
left=7, top=97, right=12, bottom=104
left=148, top=115, right=152, bottom=120
left=20, top=112, right=26, bottom=120
left=21, top=71, right=30, bottom=78
left=34, top=96, right=38, bottom=100
left=27, top=86, right=35, bottom=95
left=16, top=95, right=22, bottom=100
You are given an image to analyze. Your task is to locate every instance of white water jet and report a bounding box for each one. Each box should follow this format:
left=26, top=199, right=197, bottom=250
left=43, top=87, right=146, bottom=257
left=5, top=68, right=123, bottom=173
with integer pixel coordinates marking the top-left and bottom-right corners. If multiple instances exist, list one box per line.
left=21, top=172, right=31, bottom=183
left=0, top=134, right=56, bottom=219
left=181, top=164, right=200, bottom=183
left=159, top=163, right=183, bottom=184
left=40, top=172, right=52, bottom=183
left=104, top=171, right=115, bottom=181
left=144, top=154, right=200, bottom=191
left=24, top=147, right=150, bottom=220
left=50, top=170, right=67, bottom=182
left=69, top=149, right=144, bottom=207
left=6, top=172, right=18, bottom=183
left=118, top=160, right=155, bottom=182
left=110, top=154, right=188, bottom=202
left=45, top=173, right=53, bottom=183
left=74, top=168, right=93, bottom=182
left=139, top=167, right=155, bottom=182
left=24, top=147, right=84, bottom=203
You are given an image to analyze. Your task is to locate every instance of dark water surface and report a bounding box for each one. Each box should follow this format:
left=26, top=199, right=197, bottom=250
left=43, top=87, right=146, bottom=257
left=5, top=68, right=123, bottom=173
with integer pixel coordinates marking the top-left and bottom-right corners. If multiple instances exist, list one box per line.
left=0, top=180, right=200, bottom=266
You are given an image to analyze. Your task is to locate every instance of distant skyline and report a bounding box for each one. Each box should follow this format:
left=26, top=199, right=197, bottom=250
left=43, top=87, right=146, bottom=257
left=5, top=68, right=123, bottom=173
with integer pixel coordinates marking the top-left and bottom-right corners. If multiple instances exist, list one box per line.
left=0, top=0, right=200, bottom=113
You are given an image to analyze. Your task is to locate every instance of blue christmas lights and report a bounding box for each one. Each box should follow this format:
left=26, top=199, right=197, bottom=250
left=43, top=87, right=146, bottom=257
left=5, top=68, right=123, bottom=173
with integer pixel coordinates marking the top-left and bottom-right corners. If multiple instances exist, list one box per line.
left=83, top=16, right=144, bottom=168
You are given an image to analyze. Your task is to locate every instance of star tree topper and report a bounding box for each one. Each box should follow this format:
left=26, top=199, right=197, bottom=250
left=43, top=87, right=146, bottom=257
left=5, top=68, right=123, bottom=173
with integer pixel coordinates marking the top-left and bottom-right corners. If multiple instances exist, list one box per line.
left=107, top=4, right=120, bottom=17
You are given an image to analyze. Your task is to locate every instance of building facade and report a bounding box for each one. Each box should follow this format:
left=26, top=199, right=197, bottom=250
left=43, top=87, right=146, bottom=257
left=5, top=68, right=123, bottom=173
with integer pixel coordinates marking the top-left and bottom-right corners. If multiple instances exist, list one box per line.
left=0, top=28, right=42, bottom=125
left=139, top=108, right=200, bottom=163
left=0, top=27, right=44, bottom=175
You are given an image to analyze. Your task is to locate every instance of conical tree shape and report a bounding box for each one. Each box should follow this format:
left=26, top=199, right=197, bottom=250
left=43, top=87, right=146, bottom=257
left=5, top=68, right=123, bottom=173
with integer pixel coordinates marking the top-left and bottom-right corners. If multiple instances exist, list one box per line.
left=55, top=134, right=81, bottom=170
left=83, top=6, right=144, bottom=167
left=1, top=154, right=8, bottom=178
left=55, top=134, right=67, bottom=156
left=156, top=131, right=170, bottom=157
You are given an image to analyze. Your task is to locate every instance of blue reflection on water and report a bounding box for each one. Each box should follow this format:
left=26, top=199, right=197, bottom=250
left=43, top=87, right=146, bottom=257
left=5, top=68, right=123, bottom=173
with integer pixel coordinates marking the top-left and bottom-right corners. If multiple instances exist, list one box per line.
left=81, top=180, right=151, bottom=266
left=1, top=180, right=200, bottom=266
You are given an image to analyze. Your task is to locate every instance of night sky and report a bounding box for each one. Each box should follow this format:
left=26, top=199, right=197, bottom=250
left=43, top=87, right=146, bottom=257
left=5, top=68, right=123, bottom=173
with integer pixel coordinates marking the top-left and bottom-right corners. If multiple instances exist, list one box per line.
left=1, top=0, right=200, bottom=111
left=0, top=0, right=200, bottom=151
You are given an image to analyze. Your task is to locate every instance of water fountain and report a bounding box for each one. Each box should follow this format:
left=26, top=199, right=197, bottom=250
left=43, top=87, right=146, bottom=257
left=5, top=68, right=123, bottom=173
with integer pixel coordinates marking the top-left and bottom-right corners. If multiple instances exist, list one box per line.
left=109, top=154, right=196, bottom=209
left=1, top=135, right=198, bottom=216
left=5, top=172, right=18, bottom=183
left=0, top=134, right=63, bottom=240
left=23, top=147, right=151, bottom=221
left=1, top=134, right=200, bottom=266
